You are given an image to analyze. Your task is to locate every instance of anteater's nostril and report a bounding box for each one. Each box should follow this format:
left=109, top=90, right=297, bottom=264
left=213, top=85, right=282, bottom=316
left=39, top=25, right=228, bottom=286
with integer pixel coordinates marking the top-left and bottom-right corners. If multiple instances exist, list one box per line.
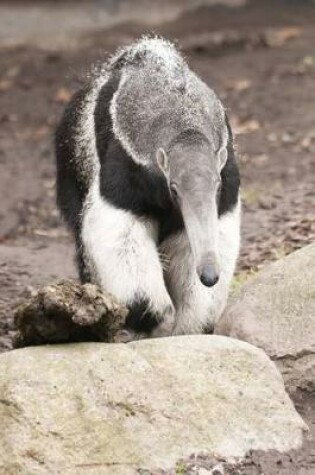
left=200, top=266, right=220, bottom=288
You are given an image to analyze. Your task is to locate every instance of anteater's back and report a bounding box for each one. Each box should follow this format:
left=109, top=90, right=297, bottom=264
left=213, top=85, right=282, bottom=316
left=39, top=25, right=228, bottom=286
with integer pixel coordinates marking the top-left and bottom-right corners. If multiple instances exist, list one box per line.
left=55, top=37, right=225, bottom=230
left=109, top=37, right=225, bottom=166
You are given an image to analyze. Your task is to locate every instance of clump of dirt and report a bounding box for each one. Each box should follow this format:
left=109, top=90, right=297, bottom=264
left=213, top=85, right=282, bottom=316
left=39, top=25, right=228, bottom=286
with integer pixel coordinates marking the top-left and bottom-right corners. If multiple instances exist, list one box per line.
left=14, top=279, right=128, bottom=347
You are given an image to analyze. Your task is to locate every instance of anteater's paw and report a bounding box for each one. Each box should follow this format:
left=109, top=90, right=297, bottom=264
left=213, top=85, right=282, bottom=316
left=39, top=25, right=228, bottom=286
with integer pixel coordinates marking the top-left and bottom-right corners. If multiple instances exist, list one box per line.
left=125, top=298, right=175, bottom=338
left=113, top=328, right=148, bottom=343
left=150, top=304, right=176, bottom=338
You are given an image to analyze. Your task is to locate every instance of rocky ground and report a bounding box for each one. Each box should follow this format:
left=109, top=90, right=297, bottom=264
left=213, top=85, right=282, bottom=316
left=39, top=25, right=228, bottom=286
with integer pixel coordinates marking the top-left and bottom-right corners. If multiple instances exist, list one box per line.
left=0, top=0, right=314, bottom=473
left=3, top=244, right=312, bottom=475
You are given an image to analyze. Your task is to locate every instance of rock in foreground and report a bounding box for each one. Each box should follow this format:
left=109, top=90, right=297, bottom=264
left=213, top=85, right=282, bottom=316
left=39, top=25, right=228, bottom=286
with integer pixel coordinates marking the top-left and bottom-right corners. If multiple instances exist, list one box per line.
left=0, top=336, right=307, bottom=474
left=215, top=244, right=315, bottom=394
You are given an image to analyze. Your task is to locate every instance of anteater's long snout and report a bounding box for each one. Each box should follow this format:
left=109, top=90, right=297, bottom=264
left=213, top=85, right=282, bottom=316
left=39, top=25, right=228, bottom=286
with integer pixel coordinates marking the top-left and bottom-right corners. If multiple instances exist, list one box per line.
left=197, top=253, right=220, bottom=287
left=180, top=193, right=221, bottom=289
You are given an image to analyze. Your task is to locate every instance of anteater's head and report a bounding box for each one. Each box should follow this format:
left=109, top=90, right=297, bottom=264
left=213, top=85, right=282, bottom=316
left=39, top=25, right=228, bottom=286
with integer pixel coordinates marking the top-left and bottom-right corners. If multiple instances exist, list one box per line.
left=157, top=128, right=228, bottom=288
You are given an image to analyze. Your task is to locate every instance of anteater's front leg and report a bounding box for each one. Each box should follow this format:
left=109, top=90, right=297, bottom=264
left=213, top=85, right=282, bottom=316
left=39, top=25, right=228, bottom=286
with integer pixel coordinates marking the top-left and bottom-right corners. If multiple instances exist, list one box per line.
left=81, top=184, right=175, bottom=340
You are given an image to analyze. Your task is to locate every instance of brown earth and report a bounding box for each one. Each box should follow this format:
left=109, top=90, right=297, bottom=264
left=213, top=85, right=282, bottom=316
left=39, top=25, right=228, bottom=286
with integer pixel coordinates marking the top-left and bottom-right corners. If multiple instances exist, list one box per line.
left=0, top=0, right=314, bottom=472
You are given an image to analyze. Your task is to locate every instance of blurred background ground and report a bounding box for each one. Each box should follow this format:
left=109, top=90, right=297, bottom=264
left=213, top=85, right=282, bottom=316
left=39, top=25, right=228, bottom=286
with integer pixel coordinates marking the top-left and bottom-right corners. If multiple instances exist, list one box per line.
left=0, top=0, right=314, bottom=345
left=0, top=1, right=314, bottom=472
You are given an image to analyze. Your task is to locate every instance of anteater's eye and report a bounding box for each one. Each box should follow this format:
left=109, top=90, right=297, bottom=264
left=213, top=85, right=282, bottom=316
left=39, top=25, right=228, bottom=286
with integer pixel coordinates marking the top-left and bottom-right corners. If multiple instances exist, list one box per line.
left=170, top=183, right=178, bottom=199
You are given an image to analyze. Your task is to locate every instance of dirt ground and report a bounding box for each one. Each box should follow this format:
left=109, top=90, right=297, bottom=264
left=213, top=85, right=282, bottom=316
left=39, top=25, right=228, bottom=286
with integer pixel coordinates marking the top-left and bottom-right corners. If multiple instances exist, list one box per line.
left=0, top=0, right=314, bottom=472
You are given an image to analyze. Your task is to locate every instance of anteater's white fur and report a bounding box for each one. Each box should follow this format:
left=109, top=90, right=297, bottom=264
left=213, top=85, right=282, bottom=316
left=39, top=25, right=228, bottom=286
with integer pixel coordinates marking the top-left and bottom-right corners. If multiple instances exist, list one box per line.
left=77, top=37, right=240, bottom=337
left=82, top=176, right=175, bottom=337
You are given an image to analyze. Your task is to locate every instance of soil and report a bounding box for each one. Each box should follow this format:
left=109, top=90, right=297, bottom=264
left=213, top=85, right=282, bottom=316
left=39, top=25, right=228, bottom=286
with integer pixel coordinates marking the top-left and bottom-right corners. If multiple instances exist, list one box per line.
left=0, top=0, right=314, bottom=472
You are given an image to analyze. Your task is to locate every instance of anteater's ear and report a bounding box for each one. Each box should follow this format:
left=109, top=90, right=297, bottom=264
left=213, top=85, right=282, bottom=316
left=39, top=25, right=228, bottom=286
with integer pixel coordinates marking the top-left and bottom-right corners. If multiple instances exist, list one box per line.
left=156, top=148, right=170, bottom=176
left=218, top=147, right=227, bottom=170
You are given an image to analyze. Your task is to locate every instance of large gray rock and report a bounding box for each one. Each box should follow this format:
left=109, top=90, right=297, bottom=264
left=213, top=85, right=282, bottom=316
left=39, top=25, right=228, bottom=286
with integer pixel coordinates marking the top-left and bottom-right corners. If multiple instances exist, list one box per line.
left=0, top=336, right=307, bottom=474
left=215, top=244, right=315, bottom=394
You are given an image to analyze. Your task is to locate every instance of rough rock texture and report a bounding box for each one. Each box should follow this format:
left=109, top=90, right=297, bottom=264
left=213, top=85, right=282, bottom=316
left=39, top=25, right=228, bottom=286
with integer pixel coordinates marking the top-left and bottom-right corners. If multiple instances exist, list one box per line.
left=14, top=279, right=128, bottom=347
left=215, top=244, right=315, bottom=394
left=0, top=336, right=307, bottom=475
